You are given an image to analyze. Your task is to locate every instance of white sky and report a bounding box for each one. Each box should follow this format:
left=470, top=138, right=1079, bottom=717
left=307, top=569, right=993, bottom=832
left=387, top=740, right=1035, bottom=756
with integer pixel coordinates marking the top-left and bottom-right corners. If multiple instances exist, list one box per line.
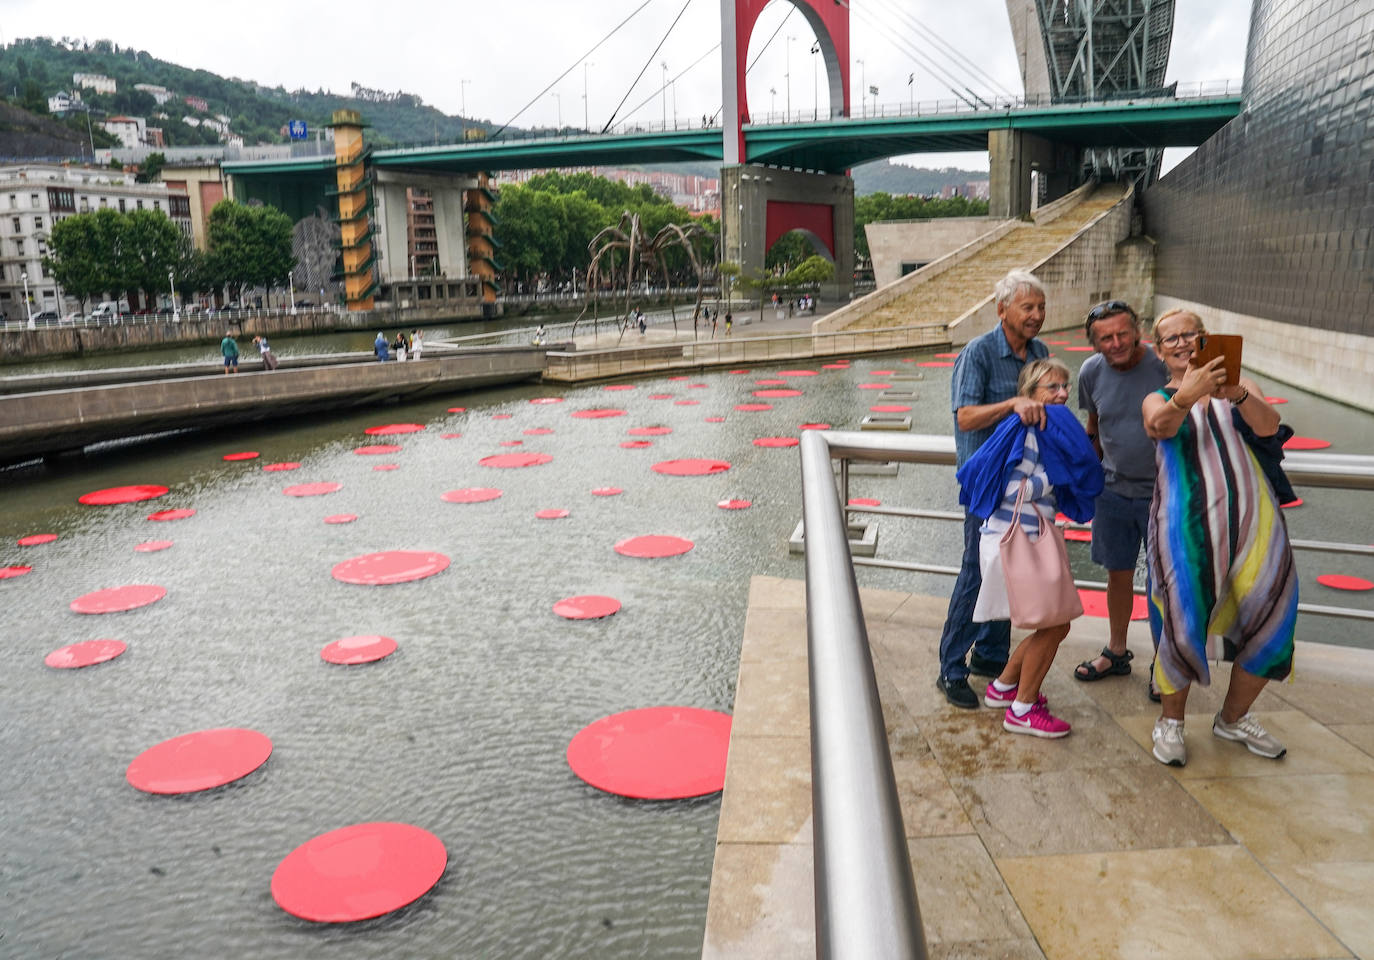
left=3, top=0, right=1252, bottom=172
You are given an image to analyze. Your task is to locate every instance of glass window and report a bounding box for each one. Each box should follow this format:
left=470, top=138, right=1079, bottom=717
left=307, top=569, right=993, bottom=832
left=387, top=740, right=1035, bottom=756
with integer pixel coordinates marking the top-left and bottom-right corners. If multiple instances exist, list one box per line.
left=7, top=195, right=15, bottom=209
left=136, top=200, right=144, bottom=210
left=10, top=217, right=18, bottom=233
left=30, top=193, right=39, bottom=207
left=33, top=216, right=43, bottom=230
left=16, top=239, right=25, bottom=255
left=118, top=199, right=126, bottom=213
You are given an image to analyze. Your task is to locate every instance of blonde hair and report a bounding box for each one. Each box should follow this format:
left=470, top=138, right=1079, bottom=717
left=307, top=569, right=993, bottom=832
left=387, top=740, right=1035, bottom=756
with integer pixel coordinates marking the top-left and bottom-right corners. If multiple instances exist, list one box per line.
left=1153, top=308, right=1205, bottom=335
left=1018, top=358, right=1071, bottom=397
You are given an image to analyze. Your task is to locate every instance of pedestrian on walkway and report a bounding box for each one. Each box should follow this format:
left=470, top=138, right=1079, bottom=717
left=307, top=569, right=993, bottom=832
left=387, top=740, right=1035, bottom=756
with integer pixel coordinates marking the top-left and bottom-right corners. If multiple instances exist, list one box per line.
left=724, top=312, right=733, bottom=336
left=220, top=332, right=239, bottom=374
left=252, top=335, right=279, bottom=371
left=410, top=329, right=423, bottom=360
left=374, top=332, right=390, bottom=361
left=393, top=331, right=408, bottom=362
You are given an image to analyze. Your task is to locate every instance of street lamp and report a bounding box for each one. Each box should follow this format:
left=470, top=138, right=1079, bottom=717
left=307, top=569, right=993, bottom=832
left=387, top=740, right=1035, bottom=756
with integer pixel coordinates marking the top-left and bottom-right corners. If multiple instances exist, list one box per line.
left=786, top=35, right=795, bottom=120
left=21, top=270, right=33, bottom=329
left=460, top=79, right=471, bottom=137
left=551, top=92, right=562, bottom=130
left=857, top=59, right=866, bottom=117
left=168, top=269, right=181, bottom=322
left=811, top=41, right=821, bottom=120
left=770, top=86, right=777, bottom=117
left=908, top=72, right=914, bottom=112
left=870, top=84, right=879, bottom=117
left=660, top=62, right=668, bottom=128
left=287, top=269, right=296, bottom=316
left=583, top=62, right=594, bottom=131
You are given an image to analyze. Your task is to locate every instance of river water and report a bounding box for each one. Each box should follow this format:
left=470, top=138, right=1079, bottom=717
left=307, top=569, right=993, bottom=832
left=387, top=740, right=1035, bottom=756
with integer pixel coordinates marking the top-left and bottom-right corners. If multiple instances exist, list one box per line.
left=1, top=338, right=1370, bottom=959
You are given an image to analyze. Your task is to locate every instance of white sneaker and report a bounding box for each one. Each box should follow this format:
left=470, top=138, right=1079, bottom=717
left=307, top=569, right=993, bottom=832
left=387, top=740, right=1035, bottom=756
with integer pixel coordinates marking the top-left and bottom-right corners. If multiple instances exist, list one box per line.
left=1212, top=712, right=1286, bottom=759
left=1152, top=718, right=1187, bottom=767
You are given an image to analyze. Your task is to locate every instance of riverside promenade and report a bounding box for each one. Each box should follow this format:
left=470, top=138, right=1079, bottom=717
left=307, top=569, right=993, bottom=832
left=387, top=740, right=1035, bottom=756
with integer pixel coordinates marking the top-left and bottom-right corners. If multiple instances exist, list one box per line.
left=704, top=575, right=1374, bottom=960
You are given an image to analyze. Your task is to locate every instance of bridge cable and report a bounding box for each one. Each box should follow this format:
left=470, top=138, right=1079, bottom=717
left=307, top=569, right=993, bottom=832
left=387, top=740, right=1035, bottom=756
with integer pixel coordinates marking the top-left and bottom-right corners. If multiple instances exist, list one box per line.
left=621, top=42, right=721, bottom=123
left=867, top=0, right=1018, bottom=99
left=849, top=4, right=980, bottom=108
left=487, top=0, right=661, bottom=140
left=709, top=3, right=797, bottom=124
left=600, top=0, right=695, bottom=133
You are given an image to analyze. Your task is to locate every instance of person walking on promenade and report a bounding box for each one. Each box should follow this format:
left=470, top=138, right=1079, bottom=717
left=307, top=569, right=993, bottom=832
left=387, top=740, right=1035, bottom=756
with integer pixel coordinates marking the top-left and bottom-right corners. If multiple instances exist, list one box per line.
left=1070, top=301, right=1168, bottom=689
left=1142, top=308, right=1296, bottom=767
left=936, top=268, right=1050, bottom=708
left=724, top=312, right=733, bottom=336
left=220, top=331, right=239, bottom=374
left=410, top=329, right=423, bottom=360
left=393, top=331, right=408, bottom=362
left=960, top=358, right=1103, bottom=736
left=252, top=335, right=279, bottom=371
left=374, top=332, right=390, bottom=362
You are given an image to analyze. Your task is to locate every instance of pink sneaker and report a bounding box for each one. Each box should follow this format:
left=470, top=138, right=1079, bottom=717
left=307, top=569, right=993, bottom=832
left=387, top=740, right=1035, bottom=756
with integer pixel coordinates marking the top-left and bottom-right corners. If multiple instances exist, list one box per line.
left=983, top=682, right=1047, bottom=710
left=1003, top=703, right=1071, bottom=739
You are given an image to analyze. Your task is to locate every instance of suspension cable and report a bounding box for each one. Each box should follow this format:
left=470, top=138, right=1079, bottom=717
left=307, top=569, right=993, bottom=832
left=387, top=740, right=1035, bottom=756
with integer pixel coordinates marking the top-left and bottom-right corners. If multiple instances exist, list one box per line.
left=601, top=0, right=695, bottom=132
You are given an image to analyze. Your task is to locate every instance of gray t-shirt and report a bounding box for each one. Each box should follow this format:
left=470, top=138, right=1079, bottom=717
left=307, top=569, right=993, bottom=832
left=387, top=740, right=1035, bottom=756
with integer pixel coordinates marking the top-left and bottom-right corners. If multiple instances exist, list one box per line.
left=1077, top=347, right=1169, bottom=498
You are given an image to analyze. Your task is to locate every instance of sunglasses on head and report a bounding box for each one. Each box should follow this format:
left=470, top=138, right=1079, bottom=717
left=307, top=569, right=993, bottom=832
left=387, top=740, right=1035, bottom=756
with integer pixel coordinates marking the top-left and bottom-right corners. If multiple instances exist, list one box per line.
left=1086, top=300, right=1133, bottom=322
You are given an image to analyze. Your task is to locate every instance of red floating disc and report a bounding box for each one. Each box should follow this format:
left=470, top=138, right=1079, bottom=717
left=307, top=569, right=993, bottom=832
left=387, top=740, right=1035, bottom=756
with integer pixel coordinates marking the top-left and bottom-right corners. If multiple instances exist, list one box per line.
left=1316, top=574, right=1374, bottom=591
left=667, top=375, right=690, bottom=381
left=1265, top=397, right=1288, bottom=405
left=848, top=497, right=881, bottom=507
left=491, top=414, right=513, bottom=420
left=127, top=727, right=273, bottom=795
left=331, top=550, right=451, bottom=585
left=566, top=706, right=731, bottom=799
left=717, top=499, right=752, bottom=510
left=754, top=437, right=799, bottom=448
left=870, top=404, right=912, bottom=412
left=440, top=433, right=462, bottom=440
left=147, top=508, right=195, bottom=522
left=603, top=384, right=636, bottom=391
left=755, top=378, right=787, bottom=386
left=45, top=638, right=127, bottom=669
left=614, top=535, right=694, bottom=558
left=934, top=352, right=960, bottom=358
left=553, top=595, right=622, bottom=620
left=800, top=423, right=831, bottom=430
left=1064, top=346, right=1094, bottom=353
left=1077, top=589, right=1147, bottom=620
left=70, top=584, right=166, bottom=614
left=263, top=462, right=301, bottom=472
left=441, top=487, right=503, bottom=504
left=355, top=444, right=402, bottom=455
left=857, top=383, right=892, bottom=390
left=753, top=389, right=803, bottom=398
left=1063, top=528, right=1093, bottom=542
left=621, top=441, right=653, bottom=449
left=734, top=403, right=773, bottom=412
left=479, top=452, right=554, bottom=468
left=869, top=370, right=895, bottom=376
left=529, top=397, right=564, bottom=405
left=324, top=514, right=358, bottom=524
left=499, top=440, right=524, bottom=447
left=1284, top=436, right=1331, bottom=451
left=524, top=428, right=554, bottom=436
left=447, top=406, right=467, bottom=413
left=1281, top=497, right=1304, bottom=508
left=591, top=487, right=623, bottom=497
left=777, top=369, right=818, bottom=377
left=652, top=459, right=732, bottom=476
left=78, top=484, right=169, bottom=505
left=917, top=361, right=955, bottom=368
left=571, top=408, right=627, bottom=419
left=536, top=508, right=570, bottom=519
left=628, top=426, right=672, bottom=436
left=222, top=451, right=260, bottom=461
left=271, top=822, right=447, bottom=923
left=134, top=540, right=174, bottom=553
left=17, top=533, right=58, bottom=546
left=373, top=464, right=400, bottom=472
left=364, top=424, right=425, bottom=436
left=674, top=400, right=700, bottom=406
left=821, top=363, right=849, bottom=370
left=321, top=635, right=398, bottom=665
left=283, top=482, right=342, bottom=497
left=687, top=383, right=709, bottom=389
left=704, top=416, right=726, bottom=423
left=649, top=393, right=674, bottom=400
left=1, top=565, right=32, bottom=579
left=728, top=369, right=751, bottom=374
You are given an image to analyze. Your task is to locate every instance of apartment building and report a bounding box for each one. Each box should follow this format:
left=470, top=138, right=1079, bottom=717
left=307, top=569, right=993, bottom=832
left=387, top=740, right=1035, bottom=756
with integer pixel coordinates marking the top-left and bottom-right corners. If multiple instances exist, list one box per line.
left=73, top=72, right=117, bottom=95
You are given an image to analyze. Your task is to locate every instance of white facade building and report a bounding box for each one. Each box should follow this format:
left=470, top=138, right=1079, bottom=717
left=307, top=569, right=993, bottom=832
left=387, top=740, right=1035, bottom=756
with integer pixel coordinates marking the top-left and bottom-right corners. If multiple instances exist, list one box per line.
left=72, top=73, right=117, bottom=95
left=47, top=91, right=82, bottom=114
left=133, top=83, right=175, bottom=105
left=98, top=116, right=148, bottom=150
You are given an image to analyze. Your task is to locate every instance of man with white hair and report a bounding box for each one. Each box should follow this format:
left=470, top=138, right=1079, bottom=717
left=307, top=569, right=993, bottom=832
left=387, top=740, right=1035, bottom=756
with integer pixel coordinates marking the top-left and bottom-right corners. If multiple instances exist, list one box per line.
left=936, top=269, right=1051, bottom=708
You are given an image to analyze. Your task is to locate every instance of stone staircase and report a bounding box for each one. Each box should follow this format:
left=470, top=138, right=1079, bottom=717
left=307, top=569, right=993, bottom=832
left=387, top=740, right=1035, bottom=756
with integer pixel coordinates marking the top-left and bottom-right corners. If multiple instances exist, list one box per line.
left=843, top=182, right=1130, bottom=330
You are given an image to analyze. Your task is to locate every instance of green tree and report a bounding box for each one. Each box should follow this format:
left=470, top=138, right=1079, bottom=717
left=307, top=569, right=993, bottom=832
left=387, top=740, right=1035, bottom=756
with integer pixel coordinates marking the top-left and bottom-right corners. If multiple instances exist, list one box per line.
left=135, top=152, right=166, bottom=183
left=783, top=255, right=835, bottom=287
left=20, top=80, right=47, bottom=114
left=45, top=212, right=111, bottom=312
left=206, top=201, right=296, bottom=300
left=122, top=208, right=188, bottom=307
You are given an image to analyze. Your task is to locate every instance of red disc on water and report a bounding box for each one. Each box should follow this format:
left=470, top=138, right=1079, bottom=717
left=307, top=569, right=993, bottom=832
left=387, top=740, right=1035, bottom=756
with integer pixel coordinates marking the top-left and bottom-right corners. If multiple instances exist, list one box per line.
left=79, top=485, right=169, bottom=505
left=869, top=370, right=895, bottom=376
left=1064, top=528, right=1093, bottom=542
left=479, top=452, right=554, bottom=468
left=553, top=595, right=622, bottom=620
left=321, top=635, right=398, bottom=665
left=17, top=533, right=58, bottom=546
left=917, top=361, right=955, bottom=368
left=704, top=416, right=726, bottom=423
left=1, top=565, right=32, bottom=579
left=800, top=423, right=831, bottom=430
left=934, top=352, right=960, bottom=359
left=621, top=441, right=653, bottom=448
left=858, top=383, right=891, bottom=390
left=753, top=389, right=803, bottom=398
left=848, top=497, right=881, bottom=506
left=649, top=393, right=674, bottom=400
left=717, top=499, right=752, bottom=509
left=324, top=514, right=357, bottom=524
left=499, top=440, right=524, bottom=447
left=70, top=584, right=165, bottom=614
left=45, top=639, right=126, bottom=669
left=687, top=383, right=709, bottom=389
left=1078, top=589, right=1148, bottom=620
left=652, top=459, right=732, bottom=476
left=332, top=551, right=451, bottom=585
left=355, top=444, right=402, bottom=455
left=1064, top=346, right=1094, bottom=353
left=1265, top=397, right=1288, bottom=405
left=628, top=426, right=673, bottom=436
left=530, top=397, right=564, bottom=405
left=667, top=375, right=690, bottom=381
left=263, top=462, right=301, bottom=472
left=734, top=403, right=772, bottom=412
left=604, top=384, right=636, bottom=392
left=777, top=369, right=818, bottom=377
left=441, top=433, right=462, bottom=439
left=614, top=535, right=694, bottom=558
left=373, top=464, right=399, bottom=472
left=491, top=414, right=513, bottom=420
left=822, top=363, right=849, bottom=370
left=365, top=424, right=425, bottom=436
left=1281, top=498, right=1304, bottom=508
left=271, top=822, right=447, bottom=923
left=536, top=508, right=570, bottom=519
left=754, top=437, right=799, bottom=448
left=284, top=482, right=342, bottom=497
left=591, top=486, right=623, bottom=496
left=1316, top=574, right=1374, bottom=591
left=134, top=540, right=174, bottom=553
left=147, top=508, right=195, bottom=522
left=447, top=406, right=467, bottom=413
left=871, top=404, right=911, bottom=413
left=441, top=487, right=503, bottom=504
left=524, top=428, right=554, bottom=436
left=566, top=706, right=731, bottom=799
left=222, top=451, right=260, bottom=461
left=755, top=378, right=787, bottom=386
left=126, top=728, right=272, bottom=795
left=674, top=400, right=700, bottom=406
left=1284, top=436, right=1331, bottom=450
left=728, top=369, right=751, bottom=374
left=571, top=408, right=627, bottom=419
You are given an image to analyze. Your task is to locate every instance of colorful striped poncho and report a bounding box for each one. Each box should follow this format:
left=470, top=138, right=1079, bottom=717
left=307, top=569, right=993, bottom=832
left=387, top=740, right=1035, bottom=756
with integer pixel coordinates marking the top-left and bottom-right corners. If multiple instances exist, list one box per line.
left=1147, top=389, right=1297, bottom=693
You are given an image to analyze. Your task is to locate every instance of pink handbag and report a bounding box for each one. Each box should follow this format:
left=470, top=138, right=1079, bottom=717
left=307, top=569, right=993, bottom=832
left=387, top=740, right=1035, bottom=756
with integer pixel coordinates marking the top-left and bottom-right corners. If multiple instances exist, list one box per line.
left=999, top=479, right=1083, bottom=630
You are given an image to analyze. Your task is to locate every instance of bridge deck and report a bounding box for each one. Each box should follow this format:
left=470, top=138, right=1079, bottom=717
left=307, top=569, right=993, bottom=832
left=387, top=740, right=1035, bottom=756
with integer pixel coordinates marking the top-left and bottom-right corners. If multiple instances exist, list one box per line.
left=704, top=575, right=1374, bottom=959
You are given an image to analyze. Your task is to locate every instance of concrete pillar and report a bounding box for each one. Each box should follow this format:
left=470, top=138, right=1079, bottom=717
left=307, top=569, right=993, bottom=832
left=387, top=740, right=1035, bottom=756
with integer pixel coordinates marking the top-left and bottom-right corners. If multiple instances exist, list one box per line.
left=373, top=181, right=410, bottom=284
left=988, top=129, right=1080, bottom=219
left=373, top=170, right=477, bottom=283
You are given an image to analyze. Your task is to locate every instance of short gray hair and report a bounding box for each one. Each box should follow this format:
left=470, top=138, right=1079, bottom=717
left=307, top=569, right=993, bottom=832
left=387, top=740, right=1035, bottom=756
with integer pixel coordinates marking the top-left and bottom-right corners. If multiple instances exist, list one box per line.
left=993, top=269, right=1045, bottom=307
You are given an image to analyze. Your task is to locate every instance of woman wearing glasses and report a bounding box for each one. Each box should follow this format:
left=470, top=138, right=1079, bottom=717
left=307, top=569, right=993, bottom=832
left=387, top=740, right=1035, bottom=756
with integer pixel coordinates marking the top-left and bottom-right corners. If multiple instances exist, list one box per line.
left=958, top=358, right=1104, bottom=737
left=1142, top=308, right=1296, bottom=767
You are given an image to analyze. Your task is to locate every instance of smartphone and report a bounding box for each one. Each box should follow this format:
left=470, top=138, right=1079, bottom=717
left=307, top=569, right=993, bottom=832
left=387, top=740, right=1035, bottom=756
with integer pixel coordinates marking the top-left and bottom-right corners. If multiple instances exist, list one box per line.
left=1191, top=333, right=1243, bottom=386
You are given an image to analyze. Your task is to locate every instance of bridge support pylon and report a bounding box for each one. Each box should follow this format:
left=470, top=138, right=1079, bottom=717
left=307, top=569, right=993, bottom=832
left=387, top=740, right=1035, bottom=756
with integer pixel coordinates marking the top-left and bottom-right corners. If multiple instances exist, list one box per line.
left=987, top=129, right=1081, bottom=219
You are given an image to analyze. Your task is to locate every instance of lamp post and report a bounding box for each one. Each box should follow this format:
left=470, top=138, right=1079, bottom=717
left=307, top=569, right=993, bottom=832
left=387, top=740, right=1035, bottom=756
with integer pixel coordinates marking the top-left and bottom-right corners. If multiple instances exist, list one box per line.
left=22, top=270, right=33, bottom=329
left=770, top=86, right=777, bottom=117
left=660, top=62, right=668, bottom=128
left=811, top=41, right=820, bottom=120
left=551, top=92, right=562, bottom=130
left=786, top=35, right=795, bottom=120
left=169, top=269, right=181, bottom=322
left=460, top=79, right=471, bottom=136
left=870, top=84, right=879, bottom=117
left=856, top=59, right=865, bottom=117
left=583, top=61, right=594, bottom=131
left=287, top=269, right=296, bottom=316
left=908, top=72, right=914, bottom=112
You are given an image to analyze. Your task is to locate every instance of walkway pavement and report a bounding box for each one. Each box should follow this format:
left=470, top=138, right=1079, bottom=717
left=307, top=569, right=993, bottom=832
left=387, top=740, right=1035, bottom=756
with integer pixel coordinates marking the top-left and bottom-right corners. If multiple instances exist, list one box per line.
left=703, top=575, right=1374, bottom=960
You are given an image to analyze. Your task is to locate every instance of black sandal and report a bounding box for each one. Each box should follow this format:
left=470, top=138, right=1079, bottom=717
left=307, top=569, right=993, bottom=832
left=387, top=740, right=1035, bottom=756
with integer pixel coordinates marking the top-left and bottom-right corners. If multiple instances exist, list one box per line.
left=1074, top=647, right=1133, bottom=682
left=1147, top=656, right=1162, bottom=702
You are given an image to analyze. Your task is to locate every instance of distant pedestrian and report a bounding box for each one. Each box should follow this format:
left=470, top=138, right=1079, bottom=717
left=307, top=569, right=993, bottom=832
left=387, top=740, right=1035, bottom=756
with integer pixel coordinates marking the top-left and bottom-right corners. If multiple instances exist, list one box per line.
left=638, top=310, right=647, bottom=336
left=220, top=332, right=239, bottom=374
left=393, top=332, right=408, bottom=362
left=725, top=312, right=733, bottom=336
left=534, top=324, right=546, bottom=345
left=374, top=332, right=390, bottom=362
left=711, top=310, right=718, bottom=339
left=410, top=329, right=423, bottom=360
left=252, top=335, right=278, bottom=371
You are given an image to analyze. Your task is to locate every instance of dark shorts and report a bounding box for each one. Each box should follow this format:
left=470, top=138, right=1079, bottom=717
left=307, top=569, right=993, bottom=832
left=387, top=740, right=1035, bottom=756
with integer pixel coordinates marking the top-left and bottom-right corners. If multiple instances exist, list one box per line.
left=1090, top=488, right=1151, bottom=571
left=223, top=355, right=238, bottom=368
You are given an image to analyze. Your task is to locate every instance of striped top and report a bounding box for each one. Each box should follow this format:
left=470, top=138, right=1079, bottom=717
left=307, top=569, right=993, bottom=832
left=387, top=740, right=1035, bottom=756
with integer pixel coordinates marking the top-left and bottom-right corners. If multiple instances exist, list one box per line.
left=980, top=428, right=1057, bottom=538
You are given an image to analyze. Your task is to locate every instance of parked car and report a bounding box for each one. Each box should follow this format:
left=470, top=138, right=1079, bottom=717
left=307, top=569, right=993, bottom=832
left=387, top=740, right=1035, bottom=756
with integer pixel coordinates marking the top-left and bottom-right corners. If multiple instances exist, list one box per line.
left=31, top=311, right=60, bottom=323
left=88, top=301, right=122, bottom=324
left=60, top=311, right=82, bottom=324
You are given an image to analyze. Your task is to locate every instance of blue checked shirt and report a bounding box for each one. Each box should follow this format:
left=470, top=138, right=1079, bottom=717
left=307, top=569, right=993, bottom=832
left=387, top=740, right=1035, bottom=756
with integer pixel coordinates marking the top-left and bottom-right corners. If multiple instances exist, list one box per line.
left=950, top=324, right=1049, bottom=467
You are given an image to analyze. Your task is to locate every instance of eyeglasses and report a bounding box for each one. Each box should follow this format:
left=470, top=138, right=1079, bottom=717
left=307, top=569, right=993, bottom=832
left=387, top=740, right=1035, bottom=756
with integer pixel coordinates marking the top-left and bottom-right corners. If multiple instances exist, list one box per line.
left=1036, top=381, right=1071, bottom=393
left=1156, top=329, right=1205, bottom=348
left=1086, top=300, right=1133, bottom=322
